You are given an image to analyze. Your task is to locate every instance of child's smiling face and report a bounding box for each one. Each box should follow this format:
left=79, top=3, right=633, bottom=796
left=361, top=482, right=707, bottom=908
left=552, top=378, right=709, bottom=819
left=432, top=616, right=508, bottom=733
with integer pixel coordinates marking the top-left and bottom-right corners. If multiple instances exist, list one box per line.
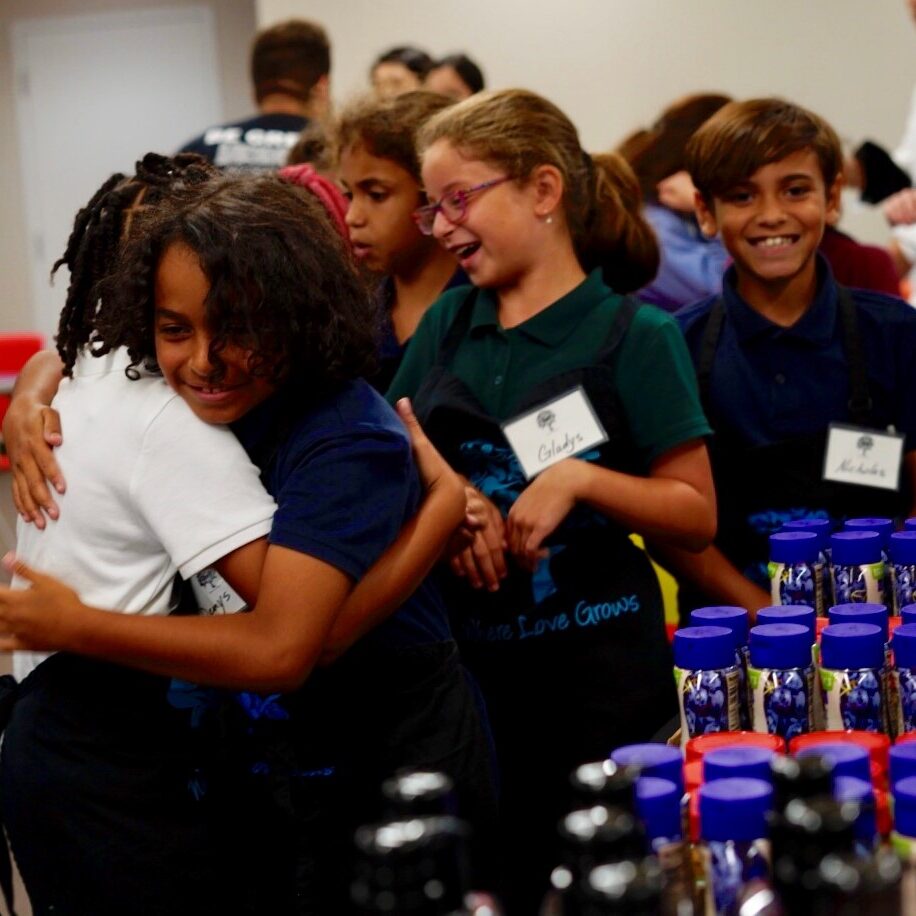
left=694, top=149, right=840, bottom=306
left=154, top=242, right=277, bottom=425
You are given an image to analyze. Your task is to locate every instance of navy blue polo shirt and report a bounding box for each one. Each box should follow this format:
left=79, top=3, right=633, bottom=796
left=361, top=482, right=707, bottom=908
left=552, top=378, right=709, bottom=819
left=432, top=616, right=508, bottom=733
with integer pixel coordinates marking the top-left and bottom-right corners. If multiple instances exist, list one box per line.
left=231, top=380, right=451, bottom=648
left=676, top=258, right=916, bottom=452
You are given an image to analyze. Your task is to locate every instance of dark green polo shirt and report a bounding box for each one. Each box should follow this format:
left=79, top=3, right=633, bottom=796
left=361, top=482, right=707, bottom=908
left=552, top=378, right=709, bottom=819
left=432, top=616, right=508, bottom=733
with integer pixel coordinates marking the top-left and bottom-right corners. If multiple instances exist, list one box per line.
left=387, top=269, right=710, bottom=465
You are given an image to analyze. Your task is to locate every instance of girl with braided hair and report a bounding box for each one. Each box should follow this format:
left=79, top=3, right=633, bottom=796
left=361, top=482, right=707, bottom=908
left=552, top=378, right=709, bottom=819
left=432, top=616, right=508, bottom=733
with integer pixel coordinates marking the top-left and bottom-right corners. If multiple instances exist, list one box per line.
left=0, top=163, right=495, bottom=914
left=388, top=88, right=717, bottom=913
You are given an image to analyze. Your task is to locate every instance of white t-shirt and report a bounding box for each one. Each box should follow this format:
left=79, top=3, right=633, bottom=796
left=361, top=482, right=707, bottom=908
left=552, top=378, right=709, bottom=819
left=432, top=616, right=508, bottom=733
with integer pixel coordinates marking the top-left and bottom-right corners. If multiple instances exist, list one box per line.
left=12, top=348, right=276, bottom=680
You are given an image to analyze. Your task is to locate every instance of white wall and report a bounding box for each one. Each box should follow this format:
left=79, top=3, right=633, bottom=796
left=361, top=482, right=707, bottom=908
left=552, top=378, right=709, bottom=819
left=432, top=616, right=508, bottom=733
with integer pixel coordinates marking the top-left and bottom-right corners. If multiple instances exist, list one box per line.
left=258, top=0, right=916, bottom=243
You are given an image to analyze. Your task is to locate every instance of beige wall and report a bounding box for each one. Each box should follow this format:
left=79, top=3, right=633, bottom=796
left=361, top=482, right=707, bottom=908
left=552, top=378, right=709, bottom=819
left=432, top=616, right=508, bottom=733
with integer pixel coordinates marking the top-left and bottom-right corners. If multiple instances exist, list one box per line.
left=0, top=0, right=257, bottom=333
left=257, top=0, right=916, bottom=245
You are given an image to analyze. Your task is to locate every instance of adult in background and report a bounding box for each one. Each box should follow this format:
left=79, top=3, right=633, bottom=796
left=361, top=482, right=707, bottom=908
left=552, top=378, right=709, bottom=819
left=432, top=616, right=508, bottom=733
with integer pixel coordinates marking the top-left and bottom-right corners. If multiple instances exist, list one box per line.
left=425, top=53, right=485, bottom=101
left=370, top=46, right=433, bottom=99
left=179, top=19, right=330, bottom=171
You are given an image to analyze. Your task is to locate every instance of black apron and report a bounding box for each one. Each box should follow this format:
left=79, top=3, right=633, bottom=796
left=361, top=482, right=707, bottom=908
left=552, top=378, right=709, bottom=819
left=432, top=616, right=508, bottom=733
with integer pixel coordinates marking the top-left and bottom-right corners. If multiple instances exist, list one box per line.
left=695, top=287, right=904, bottom=593
left=411, top=291, right=677, bottom=914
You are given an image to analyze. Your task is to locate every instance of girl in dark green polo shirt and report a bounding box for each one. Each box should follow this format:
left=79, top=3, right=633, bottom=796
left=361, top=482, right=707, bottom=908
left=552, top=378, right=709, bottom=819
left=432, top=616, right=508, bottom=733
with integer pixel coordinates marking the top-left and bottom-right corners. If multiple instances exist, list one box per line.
left=388, top=88, right=715, bottom=913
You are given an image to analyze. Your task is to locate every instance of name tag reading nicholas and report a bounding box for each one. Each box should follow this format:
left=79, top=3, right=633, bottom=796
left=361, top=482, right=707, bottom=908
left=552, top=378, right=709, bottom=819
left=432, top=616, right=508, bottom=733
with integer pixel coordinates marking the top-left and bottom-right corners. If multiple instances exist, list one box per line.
left=822, top=423, right=904, bottom=492
left=501, top=386, right=608, bottom=480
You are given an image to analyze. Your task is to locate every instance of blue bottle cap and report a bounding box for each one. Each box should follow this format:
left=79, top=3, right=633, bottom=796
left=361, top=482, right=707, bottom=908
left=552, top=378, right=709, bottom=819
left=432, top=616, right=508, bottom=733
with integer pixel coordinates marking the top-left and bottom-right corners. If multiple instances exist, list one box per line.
left=749, top=623, right=812, bottom=670
left=756, top=606, right=816, bottom=642
left=906, top=518, right=916, bottom=533
left=611, top=744, right=684, bottom=794
left=830, top=531, right=882, bottom=566
left=797, top=743, right=871, bottom=782
left=769, top=531, right=818, bottom=565
left=782, top=518, right=831, bottom=550
left=901, top=605, right=916, bottom=627
left=673, top=626, right=736, bottom=672
left=890, top=743, right=916, bottom=787
left=828, top=604, right=889, bottom=642
left=703, top=747, right=775, bottom=783
left=689, top=606, right=749, bottom=648
left=846, top=518, right=894, bottom=549
left=834, top=775, right=877, bottom=845
left=893, top=775, right=916, bottom=837
left=820, top=623, right=885, bottom=671
left=699, top=777, right=773, bottom=842
left=892, top=623, right=916, bottom=670
left=635, top=776, right=681, bottom=842
left=891, top=531, right=916, bottom=566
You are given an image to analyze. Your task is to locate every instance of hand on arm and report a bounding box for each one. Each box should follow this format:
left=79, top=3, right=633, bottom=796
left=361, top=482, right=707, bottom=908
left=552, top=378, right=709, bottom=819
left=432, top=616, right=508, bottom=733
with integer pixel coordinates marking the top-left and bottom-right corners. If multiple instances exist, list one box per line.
left=3, top=351, right=66, bottom=527
left=506, top=439, right=716, bottom=570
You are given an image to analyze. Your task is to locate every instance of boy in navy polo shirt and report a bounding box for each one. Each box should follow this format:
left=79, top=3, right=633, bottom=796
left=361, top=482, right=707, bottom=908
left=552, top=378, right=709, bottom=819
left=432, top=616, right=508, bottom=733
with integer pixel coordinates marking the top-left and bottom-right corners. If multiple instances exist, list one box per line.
left=674, top=98, right=916, bottom=614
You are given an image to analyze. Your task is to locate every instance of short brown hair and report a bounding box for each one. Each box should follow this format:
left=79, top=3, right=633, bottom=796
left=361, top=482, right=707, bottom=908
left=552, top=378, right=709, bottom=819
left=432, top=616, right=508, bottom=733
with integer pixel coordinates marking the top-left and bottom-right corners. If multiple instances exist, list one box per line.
left=418, top=89, right=658, bottom=292
left=336, top=91, right=454, bottom=182
left=250, top=19, right=330, bottom=103
left=686, top=98, right=842, bottom=205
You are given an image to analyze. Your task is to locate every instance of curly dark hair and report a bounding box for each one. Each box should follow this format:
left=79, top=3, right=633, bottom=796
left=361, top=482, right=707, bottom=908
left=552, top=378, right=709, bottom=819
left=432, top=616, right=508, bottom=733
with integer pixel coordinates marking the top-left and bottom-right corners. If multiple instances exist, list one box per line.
left=95, top=174, right=377, bottom=402
left=54, top=152, right=216, bottom=376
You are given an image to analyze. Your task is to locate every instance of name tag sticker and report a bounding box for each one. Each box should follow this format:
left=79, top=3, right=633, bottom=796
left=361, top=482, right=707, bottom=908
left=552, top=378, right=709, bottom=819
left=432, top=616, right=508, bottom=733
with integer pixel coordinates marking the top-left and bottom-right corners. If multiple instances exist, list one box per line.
left=822, top=423, right=904, bottom=492
left=190, top=567, right=248, bottom=615
left=501, top=386, right=608, bottom=480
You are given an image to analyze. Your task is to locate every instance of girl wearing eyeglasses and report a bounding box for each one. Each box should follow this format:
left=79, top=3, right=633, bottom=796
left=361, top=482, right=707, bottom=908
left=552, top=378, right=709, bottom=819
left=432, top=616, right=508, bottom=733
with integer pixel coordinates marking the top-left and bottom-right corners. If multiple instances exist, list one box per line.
left=337, top=91, right=470, bottom=391
left=388, top=88, right=717, bottom=914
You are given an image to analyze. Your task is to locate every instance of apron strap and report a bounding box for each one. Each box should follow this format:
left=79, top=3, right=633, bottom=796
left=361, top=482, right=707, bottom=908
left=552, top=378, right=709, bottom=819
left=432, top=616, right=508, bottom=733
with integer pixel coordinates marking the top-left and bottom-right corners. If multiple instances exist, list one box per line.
left=836, top=286, right=874, bottom=426
left=594, top=295, right=639, bottom=363
left=695, top=297, right=725, bottom=412
left=436, top=289, right=479, bottom=366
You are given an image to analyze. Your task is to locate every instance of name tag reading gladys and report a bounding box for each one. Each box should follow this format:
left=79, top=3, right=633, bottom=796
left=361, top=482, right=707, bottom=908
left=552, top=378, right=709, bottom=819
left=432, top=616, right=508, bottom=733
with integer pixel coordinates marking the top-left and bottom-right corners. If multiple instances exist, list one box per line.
left=501, top=386, right=608, bottom=480
left=822, top=423, right=904, bottom=492
left=191, top=567, right=248, bottom=615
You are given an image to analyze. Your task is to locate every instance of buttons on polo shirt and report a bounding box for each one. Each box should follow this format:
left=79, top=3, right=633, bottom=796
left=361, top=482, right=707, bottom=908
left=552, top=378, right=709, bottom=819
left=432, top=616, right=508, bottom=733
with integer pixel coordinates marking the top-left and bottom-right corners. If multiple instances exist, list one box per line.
left=494, top=375, right=503, bottom=386
left=774, top=373, right=786, bottom=385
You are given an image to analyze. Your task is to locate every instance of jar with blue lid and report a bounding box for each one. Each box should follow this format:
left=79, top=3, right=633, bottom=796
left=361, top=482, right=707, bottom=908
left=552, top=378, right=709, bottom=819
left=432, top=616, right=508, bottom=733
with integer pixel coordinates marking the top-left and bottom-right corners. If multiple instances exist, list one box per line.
left=610, top=744, right=683, bottom=794
left=834, top=775, right=878, bottom=853
left=698, top=777, right=772, bottom=914
left=690, top=606, right=751, bottom=729
left=673, top=626, right=741, bottom=747
left=769, top=531, right=823, bottom=616
left=845, top=517, right=894, bottom=598
left=830, top=531, right=885, bottom=605
left=890, top=531, right=916, bottom=614
left=892, top=623, right=916, bottom=737
left=820, top=622, right=887, bottom=733
left=703, top=746, right=775, bottom=783
left=748, top=623, right=819, bottom=739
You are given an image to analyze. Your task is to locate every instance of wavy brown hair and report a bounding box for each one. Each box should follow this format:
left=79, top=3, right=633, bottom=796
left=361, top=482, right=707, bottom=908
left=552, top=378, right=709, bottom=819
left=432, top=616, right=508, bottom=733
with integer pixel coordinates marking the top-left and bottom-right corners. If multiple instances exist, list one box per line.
left=96, top=174, right=376, bottom=400
left=417, top=89, right=658, bottom=292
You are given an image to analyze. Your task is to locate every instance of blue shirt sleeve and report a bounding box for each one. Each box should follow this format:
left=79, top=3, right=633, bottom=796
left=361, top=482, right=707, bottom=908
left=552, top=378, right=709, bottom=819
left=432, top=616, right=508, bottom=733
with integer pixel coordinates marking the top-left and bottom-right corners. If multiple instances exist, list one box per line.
left=268, top=425, right=414, bottom=581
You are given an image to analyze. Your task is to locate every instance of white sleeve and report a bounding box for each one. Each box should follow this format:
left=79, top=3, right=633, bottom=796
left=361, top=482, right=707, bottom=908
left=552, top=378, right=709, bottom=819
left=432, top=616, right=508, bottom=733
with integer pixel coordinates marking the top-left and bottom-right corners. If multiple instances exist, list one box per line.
left=131, top=396, right=276, bottom=579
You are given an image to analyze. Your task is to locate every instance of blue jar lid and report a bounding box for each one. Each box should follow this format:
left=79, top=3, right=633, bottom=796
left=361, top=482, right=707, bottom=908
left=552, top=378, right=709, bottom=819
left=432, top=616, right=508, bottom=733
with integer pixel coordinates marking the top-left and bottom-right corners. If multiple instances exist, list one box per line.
left=890, top=743, right=916, bottom=787
left=699, top=777, right=772, bottom=842
left=831, top=531, right=882, bottom=566
left=797, top=743, right=870, bottom=782
left=846, top=518, right=894, bottom=549
left=635, top=776, right=681, bottom=842
left=906, top=518, right=916, bottom=533
left=902, top=605, right=916, bottom=627
left=820, top=623, right=885, bottom=671
left=893, top=775, right=916, bottom=837
left=756, top=606, right=815, bottom=642
left=749, top=623, right=811, bottom=670
left=703, top=747, right=775, bottom=783
left=673, top=626, right=736, bottom=671
left=892, top=623, right=916, bottom=670
left=891, top=531, right=916, bottom=566
left=770, top=531, right=818, bottom=565
left=828, top=604, right=889, bottom=642
left=689, top=606, right=749, bottom=647
left=611, top=744, right=684, bottom=793
left=782, top=518, right=831, bottom=551
left=834, top=775, right=877, bottom=845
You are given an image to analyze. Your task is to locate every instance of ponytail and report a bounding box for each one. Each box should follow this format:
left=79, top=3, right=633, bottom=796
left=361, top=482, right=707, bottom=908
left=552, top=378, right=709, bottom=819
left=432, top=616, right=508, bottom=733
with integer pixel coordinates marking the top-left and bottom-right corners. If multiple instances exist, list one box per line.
left=579, top=152, right=659, bottom=294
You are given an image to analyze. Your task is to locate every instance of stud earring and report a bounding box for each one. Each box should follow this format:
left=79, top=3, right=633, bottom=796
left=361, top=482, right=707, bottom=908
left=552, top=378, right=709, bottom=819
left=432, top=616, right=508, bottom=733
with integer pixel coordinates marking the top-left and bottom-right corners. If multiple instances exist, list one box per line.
left=545, top=215, right=554, bottom=225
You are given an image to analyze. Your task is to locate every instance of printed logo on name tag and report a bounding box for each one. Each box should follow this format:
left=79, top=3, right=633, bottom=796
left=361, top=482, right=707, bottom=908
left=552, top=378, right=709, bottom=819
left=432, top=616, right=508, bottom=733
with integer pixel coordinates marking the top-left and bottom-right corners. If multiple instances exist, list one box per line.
left=501, top=386, right=608, bottom=480
left=191, top=568, right=248, bottom=615
left=822, top=423, right=904, bottom=492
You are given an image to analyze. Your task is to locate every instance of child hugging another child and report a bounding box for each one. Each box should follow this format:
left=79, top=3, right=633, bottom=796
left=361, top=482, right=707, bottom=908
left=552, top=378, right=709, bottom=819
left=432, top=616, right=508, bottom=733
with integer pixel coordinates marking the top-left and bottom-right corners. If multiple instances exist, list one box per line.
left=0, top=160, right=496, bottom=915
left=388, top=88, right=717, bottom=914
left=335, top=90, right=468, bottom=390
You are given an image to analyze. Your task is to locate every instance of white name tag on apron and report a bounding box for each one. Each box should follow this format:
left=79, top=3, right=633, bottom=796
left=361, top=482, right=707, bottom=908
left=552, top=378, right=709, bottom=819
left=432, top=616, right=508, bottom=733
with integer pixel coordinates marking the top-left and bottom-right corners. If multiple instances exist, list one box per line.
left=501, top=386, right=608, bottom=480
left=822, top=423, right=904, bottom=492
left=190, top=567, right=248, bottom=615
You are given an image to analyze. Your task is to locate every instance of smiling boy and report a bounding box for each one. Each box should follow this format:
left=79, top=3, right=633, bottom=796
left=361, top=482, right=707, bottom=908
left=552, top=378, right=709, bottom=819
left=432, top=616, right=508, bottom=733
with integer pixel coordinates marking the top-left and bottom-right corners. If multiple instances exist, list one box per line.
left=675, top=98, right=916, bottom=612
